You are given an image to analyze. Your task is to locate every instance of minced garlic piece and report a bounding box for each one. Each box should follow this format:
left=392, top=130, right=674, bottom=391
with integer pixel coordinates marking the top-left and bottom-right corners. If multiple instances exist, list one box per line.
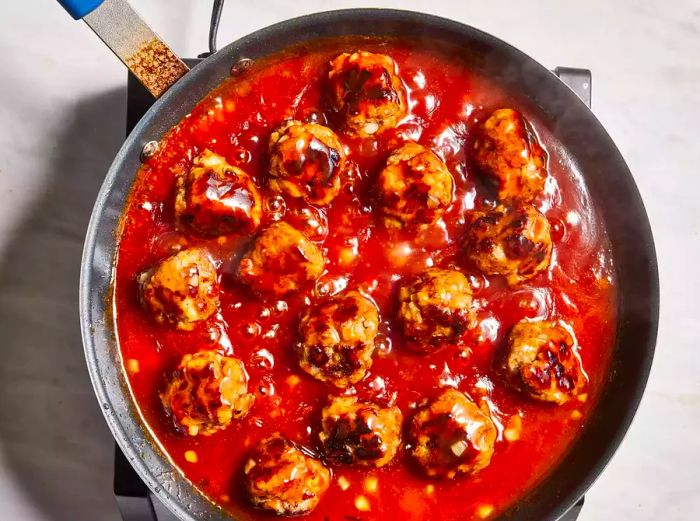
left=355, top=495, right=371, bottom=512
left=363, top=122, right=380, bottom=135
left=339, top=247, right=358, bottom=266
left=184, top=450, right=198, bottom=463
left=337, top=476, right=350, bottom=491
left=364, top=476, right=378, bottom=494
left=450, top=440, right=468, bottom=457
left=504, top=428, right=519, bottom=442
left=126, top=359, right=140, bottom=374
left=504, top=414, right=522, bottom=442
left=478, top=504, right=494, bottom=518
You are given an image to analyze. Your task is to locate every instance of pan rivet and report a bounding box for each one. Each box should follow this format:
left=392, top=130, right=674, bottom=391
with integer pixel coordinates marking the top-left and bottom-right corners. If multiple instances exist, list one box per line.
left=231, top=58, right=254, bottom=76
left=140, top=140, right=159, bottom=162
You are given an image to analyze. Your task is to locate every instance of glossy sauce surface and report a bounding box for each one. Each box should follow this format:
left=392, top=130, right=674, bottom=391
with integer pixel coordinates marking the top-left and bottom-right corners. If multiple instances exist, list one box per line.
left=114, top=39, right=617, bottom=520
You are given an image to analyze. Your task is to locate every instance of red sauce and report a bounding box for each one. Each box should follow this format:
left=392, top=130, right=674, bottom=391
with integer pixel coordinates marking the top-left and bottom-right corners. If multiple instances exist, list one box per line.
left=114, top=39, right=617, bottom=520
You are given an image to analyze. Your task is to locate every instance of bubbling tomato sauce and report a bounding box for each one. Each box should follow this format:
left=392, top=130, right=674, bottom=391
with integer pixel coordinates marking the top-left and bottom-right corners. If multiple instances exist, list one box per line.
left=114, top=38, right=617, bottom=520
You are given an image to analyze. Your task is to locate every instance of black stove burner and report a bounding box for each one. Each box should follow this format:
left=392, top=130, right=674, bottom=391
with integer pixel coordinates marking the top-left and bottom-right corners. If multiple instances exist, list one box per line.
left=114, top=63, right=590, bottom=521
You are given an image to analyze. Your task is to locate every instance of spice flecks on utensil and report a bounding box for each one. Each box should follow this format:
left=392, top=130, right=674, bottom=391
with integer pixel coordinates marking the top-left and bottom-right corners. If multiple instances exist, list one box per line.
left=125, top=38, right=188, bottom=97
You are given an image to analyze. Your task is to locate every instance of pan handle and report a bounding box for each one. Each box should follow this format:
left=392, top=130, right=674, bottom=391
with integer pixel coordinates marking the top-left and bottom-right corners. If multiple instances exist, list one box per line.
left=55, top=0, right=189, bottom=98
left=204, top=0, right=226, bottom=57
left=553, top=67, right=592, bottom=108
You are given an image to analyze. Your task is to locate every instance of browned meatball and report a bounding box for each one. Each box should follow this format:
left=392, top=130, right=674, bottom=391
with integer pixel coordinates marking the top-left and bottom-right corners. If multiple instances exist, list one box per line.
left=377, top=142, right=454, bottom=228
left=160, top=350, right=254, bottom=436
left=138, top=247, right=219, bottom=330
left=238, top=222, right=325, bottom=297
left=244, top=434, right=330, bottom=515
left=175, top=149, right=262, bottom=236
left=409, top=389, right=497, bottom=479
left=464, top=204, right=552, bottom=286
left=328, top=51, right=408, bottom=136
left=268, top=120, right=347, bottom=205
left=319, top=396, right=402, bottom=467
left=472, top=108, right=547, bottom=202
left=397, top=268, right=473, bottom=352
left=504, top=320, right=587, bottom=404
left=298, top=291, right=379, bottom=387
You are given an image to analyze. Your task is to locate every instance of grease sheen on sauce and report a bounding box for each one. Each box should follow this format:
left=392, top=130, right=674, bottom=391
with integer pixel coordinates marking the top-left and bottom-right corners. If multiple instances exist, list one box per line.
left=114, top=39, right=617, bottom=521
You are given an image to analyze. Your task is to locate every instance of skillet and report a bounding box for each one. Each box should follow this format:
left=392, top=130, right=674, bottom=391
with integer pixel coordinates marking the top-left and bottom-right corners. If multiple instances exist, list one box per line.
left=68, top=3, right=659, bottom=520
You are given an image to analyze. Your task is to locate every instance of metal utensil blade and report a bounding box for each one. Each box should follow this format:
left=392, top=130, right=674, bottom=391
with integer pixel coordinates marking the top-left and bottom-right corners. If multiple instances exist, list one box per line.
left=84, top=0, right=189, bottom=97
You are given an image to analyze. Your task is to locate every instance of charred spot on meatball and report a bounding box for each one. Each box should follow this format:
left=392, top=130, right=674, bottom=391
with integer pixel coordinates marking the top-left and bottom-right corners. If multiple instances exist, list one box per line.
left=175, top=149, right=262, bottom=236
left=320, top=395, right=402, bottom=467
left=238, top=221, right=325, bottom=297
left=409, top=388, right=497, bottom=479
left=378, top=142, right=454, bottom=228
left=268, top=120, right=347, bottom=205
left=298, top=291, right=379, bottom=387
left=397, top=268, right=473, bottom=352
left=160, top=350, right=254, bottom=436
left=328, top=51, right=408, bottom=136
left=138, top=247, right=219, bottom=330
left=504, top=320, right=586, bottom=404
left=472, top=108, right=547, bottom=202
left=464, top=204, right=552, bottom=286
left=244, top=434, right=330, bottom=515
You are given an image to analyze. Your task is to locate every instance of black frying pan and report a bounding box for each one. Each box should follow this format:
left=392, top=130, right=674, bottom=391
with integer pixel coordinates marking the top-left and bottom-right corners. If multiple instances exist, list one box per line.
left=71, top=4, right=659, bottom=521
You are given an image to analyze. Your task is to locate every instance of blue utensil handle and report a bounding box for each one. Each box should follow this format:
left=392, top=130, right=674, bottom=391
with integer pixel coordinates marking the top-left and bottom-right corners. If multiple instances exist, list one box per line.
left=57, top=0, right=105, bottom=20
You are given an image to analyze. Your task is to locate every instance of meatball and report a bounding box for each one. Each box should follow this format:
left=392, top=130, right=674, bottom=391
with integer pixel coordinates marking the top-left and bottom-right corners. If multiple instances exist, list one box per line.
left=464, top=204, right=552, bottom=286
left=472, top=108, right=547, bottom=202
left=160, top=350, right=254, bottom=436
left=504, top=320, right=586, bottom=404
left=244, top=434, right=330, bottom=515
left=298, top=291, right=379, bottom=387
left=409, top=389, right=497, bottom=479
left=377, top=142, right=454, bottom=228
left=397, top=268, right=473, bottom=352
left=175, top=149, right=262, bottom=236
left=319, top=396, right=402, bottom=467
left=138, top=247, right=219, bottom=330
left=238, top=222, right=325, bottom=297
left=268, top=120, right=347, bottom=205
left=328, top=51, right=408, bottom=136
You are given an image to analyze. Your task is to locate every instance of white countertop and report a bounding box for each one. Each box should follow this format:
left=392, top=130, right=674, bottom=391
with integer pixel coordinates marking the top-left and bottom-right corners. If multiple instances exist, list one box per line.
left=0, top=0, right=697, bottom=520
